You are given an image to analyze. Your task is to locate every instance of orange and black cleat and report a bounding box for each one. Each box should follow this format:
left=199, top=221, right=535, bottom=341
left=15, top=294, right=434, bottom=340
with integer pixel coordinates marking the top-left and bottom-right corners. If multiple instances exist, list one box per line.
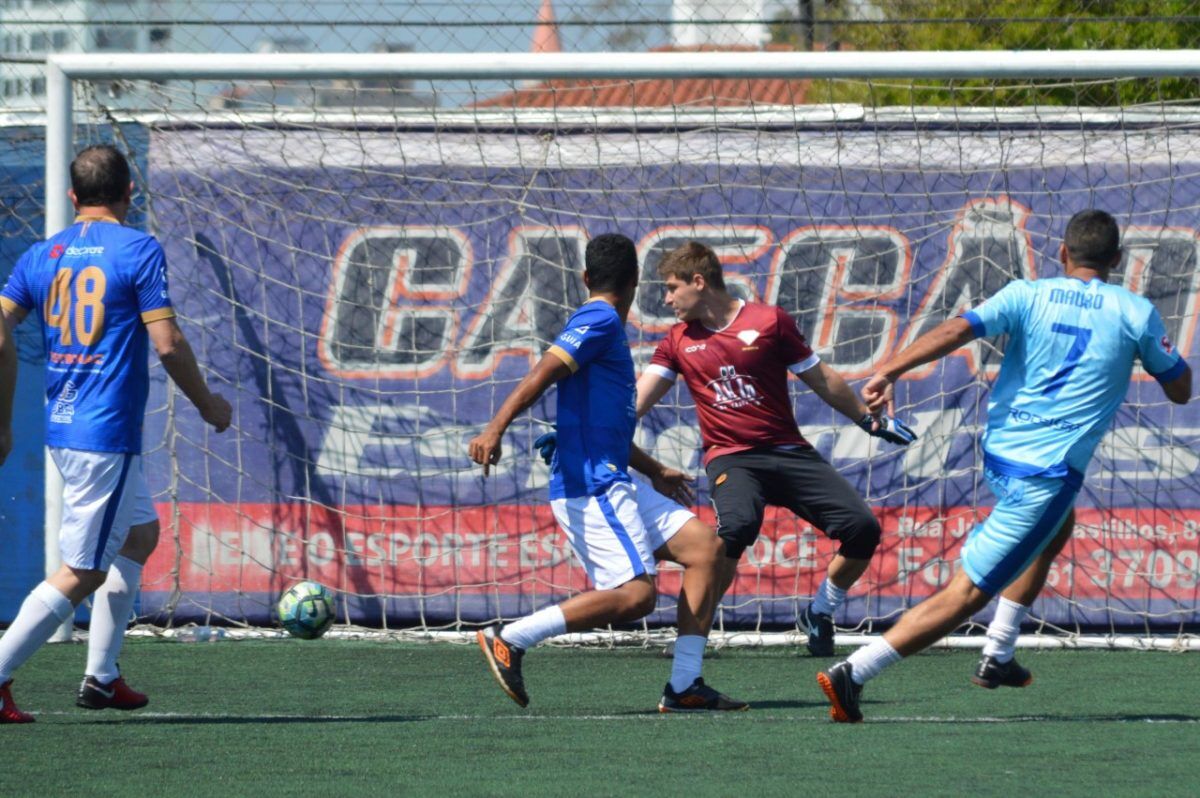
left=76, top=675, right=149, bottom=711
left=817, top=661, right=864, bottom=723
left=0, top=679, right=35, bottom=724
left=658, top=677, right=749, bottom=713
left=476, top=626, right=529, bottom=707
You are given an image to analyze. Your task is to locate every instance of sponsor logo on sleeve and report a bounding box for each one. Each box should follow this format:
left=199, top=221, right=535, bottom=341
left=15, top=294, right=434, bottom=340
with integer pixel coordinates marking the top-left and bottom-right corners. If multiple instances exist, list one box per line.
left=49, top=244, right=64, bottom=259
left=1161, top=335, right=1175, bottom=355
left=559, top=324, right=591, bottom=349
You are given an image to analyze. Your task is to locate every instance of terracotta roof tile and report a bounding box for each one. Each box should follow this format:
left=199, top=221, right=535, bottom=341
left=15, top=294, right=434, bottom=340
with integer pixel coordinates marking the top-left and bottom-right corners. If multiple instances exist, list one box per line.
left=476, top=44, right=822, bottom=109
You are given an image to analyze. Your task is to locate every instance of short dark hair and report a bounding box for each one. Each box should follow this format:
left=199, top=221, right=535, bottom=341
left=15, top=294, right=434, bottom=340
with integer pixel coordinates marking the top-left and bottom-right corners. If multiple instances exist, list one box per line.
left=70, top=144, right=131, bottom=206
left=1064, top=209, right=1120, bottom=269
left=584, top=233, right=639, bottom=293
left=658, top=240, right=726, bottom=291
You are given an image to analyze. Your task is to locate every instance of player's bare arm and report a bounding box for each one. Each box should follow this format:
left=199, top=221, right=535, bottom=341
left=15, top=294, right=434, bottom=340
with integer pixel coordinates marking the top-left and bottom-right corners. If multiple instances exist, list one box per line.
left=628, top=442, right=695, bottom=505
left=634, top=372, right=697, bottom=502
left=863, top=316, right=976, bottom=414
left=1160, top=363, right=1192, bottom=405
left=796, top=361, right=870, bottom=421
left=468, top=353, right=571, bottom=475
left=0, top=312, right=15, bottom=466
left=145, top=316, right=232, bottom=432
left=635, top=370, right=674, bottom=417
left=0, top=306, right=27, bottom=469
left=800, top=360, right=917, bottom=445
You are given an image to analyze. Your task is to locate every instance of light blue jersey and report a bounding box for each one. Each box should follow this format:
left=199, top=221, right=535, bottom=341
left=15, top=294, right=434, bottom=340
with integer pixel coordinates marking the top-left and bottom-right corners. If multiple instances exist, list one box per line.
left=1, top=218, right=175, bottom=453
left=962, top=276, right=1185, bottom=485
left=545, top=299, right=637, bottom=499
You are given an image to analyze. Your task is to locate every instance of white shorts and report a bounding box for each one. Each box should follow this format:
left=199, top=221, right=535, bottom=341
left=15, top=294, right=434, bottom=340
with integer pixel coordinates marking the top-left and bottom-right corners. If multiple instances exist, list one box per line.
left=550, top=477, right=695, bottom=591
left=51, top=448, right=158, bottom=571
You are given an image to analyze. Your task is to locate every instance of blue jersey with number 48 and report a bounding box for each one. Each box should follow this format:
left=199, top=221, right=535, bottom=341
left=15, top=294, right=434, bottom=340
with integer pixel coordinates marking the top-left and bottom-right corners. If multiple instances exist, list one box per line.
left=962, top=277, right=1186, bottom=482
left=0, top=219, right=175, bottom=453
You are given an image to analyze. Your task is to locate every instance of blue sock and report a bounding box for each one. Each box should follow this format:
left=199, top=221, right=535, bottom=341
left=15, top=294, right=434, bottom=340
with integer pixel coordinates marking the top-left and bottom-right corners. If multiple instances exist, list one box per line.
left=669, top=635, right=707, bottom=693
left=810, top=578, right=848, bottom=616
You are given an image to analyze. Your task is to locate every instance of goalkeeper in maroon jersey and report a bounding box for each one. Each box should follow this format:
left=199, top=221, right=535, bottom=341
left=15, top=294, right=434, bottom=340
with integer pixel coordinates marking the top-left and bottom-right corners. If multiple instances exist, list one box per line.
left=635, top=241, right=915, bottom=656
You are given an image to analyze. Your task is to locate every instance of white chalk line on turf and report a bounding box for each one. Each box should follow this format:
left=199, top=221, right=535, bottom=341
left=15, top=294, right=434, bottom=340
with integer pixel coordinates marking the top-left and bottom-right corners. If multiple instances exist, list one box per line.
left=35, top=711, right=1199, bottom=724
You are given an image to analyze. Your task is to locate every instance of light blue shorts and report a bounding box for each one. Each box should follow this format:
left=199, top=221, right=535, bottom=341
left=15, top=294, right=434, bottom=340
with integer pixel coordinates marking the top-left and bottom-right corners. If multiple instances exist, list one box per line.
left=960, top=468, right=1078, bottom=595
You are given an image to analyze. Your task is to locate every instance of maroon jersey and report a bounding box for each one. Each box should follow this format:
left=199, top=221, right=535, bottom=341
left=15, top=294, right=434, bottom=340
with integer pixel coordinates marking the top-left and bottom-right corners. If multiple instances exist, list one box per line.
left=648, top=301, right=820, bottom=465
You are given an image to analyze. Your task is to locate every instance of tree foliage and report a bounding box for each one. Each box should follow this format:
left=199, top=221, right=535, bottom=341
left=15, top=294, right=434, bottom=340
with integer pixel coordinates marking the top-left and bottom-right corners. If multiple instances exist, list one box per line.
left=772, top=1, right=1200, bottom=106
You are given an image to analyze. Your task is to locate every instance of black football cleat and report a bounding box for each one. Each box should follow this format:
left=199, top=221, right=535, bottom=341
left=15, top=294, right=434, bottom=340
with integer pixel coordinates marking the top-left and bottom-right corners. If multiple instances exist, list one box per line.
left=476, top=626, right=529, bottom=707
left=971, top=655, right=1033, bottom=689
left=817, top=661, right=863, bottom=723
left=76, top=675, right=150, bottom=710
left=658, top=677, right=749, bottom=713
left=801, top=605, right=836, bottom=657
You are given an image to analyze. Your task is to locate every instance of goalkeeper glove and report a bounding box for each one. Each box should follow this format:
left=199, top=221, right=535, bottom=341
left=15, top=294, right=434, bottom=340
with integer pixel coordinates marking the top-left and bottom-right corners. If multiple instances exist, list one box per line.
left=532, top=432, right=557, bottom=465
left=857, top=414, right=917, bottom=446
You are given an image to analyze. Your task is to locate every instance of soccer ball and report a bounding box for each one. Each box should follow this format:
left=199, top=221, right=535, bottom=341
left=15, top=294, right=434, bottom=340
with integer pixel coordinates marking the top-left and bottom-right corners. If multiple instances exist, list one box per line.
left=277, top=581, right=336, bottom=639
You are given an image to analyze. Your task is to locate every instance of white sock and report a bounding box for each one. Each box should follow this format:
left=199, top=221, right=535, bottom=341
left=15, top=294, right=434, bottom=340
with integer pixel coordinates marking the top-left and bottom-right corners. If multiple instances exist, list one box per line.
left=810, top=578, right=848, bottom=616
left=0, top=582, right=75, bottom=683
left=87, top=556, right=143, bottom=683
left=981, top=597, right=1028, bottom=664
left=846, top=639, right=902, bottom=685
left=668, top=635, right=707, bottom=693
left=500, top=605, right=567, bottom=651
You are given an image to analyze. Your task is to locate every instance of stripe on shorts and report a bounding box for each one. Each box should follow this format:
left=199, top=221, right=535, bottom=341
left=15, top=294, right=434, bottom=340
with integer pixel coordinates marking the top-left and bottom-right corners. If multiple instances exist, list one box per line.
left=596, top=491, right=646, bottom=579
left=980, top=478, right=1076, bottom=592
left=93, top=453, right=133, bottom=570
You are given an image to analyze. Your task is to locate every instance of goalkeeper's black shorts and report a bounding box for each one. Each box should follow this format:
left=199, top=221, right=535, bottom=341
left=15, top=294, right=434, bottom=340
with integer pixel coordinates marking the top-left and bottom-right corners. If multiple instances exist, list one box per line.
left=705, top=446, right=881, bottom=560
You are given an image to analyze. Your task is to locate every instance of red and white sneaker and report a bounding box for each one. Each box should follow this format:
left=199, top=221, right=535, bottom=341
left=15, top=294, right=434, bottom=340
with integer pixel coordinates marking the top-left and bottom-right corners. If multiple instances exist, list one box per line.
left=1, top=679, right=35, bottom=724
left=76, top=675, right=149, bottom=711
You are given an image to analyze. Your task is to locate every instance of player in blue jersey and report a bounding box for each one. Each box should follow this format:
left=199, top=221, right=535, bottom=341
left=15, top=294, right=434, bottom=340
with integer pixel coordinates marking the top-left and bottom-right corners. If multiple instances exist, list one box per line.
left=817, top=210, right=1192, bottom=722
left=468, top=233, right=746, bottom=712
left=0, top=146, right=231, bottom=724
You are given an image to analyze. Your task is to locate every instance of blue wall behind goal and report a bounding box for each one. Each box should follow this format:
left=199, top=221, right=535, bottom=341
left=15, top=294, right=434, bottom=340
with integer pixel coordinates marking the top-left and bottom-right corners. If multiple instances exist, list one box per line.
left=0, top=125, right=149, bottom=623
left=0, top=127, right=49, bottom=623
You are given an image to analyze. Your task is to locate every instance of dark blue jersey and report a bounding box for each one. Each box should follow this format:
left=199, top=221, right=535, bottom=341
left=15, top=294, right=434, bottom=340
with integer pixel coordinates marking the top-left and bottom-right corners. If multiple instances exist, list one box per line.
left=545, top=299, right=637, bottom=499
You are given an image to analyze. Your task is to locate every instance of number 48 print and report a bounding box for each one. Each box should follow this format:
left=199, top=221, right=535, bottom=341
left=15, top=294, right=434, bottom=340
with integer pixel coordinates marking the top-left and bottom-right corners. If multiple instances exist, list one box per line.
left=45, top=266, right=107, bottom=346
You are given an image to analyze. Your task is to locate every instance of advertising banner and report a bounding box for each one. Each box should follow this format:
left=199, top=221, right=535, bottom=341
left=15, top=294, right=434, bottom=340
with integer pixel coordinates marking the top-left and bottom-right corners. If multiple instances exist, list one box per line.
left=141, top=127, right=1200, bottom=628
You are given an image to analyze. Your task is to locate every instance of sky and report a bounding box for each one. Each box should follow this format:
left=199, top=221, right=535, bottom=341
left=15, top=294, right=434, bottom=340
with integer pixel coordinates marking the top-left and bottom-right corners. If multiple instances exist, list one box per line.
left=172, top=1, right=677, bottom=56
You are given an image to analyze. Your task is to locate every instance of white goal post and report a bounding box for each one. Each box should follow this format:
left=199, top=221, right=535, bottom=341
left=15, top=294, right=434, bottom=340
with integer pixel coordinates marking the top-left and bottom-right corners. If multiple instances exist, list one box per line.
left=41, top=50, right=1200, bottom=649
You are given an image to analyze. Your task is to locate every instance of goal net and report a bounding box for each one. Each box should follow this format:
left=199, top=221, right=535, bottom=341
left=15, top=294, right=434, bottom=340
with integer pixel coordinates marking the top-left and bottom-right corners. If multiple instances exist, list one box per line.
left=49, top=54, right=1200, bottom=644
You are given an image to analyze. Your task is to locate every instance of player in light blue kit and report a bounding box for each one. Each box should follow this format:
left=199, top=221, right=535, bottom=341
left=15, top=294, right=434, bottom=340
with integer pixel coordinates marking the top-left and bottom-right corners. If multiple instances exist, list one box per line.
left=468, top=233, right=745, bottom=712
left=818, top=210, right=1192, bottom=722
left=0, top=146, right=231, bottom=724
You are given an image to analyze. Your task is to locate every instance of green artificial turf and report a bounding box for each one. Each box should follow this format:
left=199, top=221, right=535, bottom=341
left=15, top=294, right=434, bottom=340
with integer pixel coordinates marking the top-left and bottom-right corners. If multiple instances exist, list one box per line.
left=4, top=639, right=1196, bottom=797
